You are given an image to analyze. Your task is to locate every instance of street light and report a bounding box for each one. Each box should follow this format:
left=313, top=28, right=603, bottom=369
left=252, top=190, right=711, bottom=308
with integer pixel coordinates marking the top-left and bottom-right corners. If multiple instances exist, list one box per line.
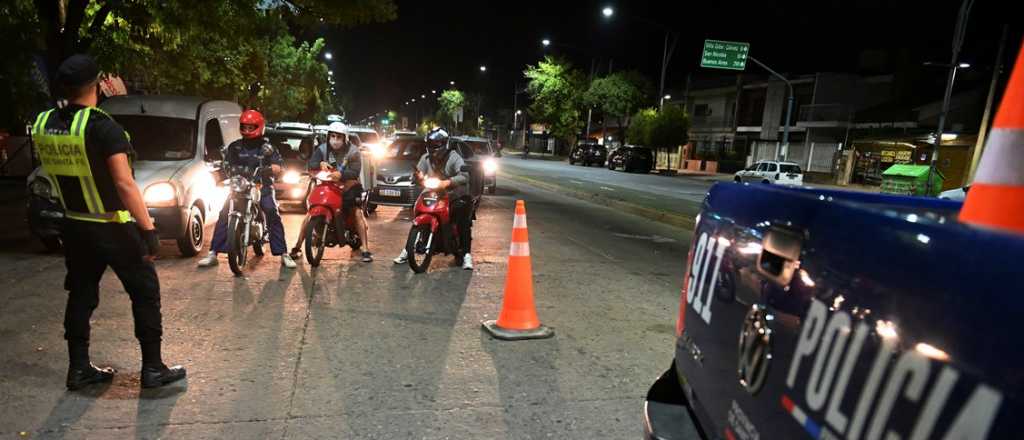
left=542, top=38, right=551, bottom=47
left=660, top=94, right=672, bottom=109
left=602, top=6, right=614, bottom=17
left=431, top=90, right=437, bottom=94
left=327, top=70, right=333, bottom=76
left=450, top=80, right=455, bottom=85
left=421, top=94, right=426, bottom=98
left=959, top=62, right=971, bottom=68
left=479, top=65, right=487, bottom=72
left=324, top=51, right=333, bottom=60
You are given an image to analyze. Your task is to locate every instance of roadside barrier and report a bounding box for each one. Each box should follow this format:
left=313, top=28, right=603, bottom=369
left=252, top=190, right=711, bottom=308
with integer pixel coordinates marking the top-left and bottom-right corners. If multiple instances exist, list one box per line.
left=481, top=200, right=554, bottom=340
left=961, top=38, right=1024, bottom=233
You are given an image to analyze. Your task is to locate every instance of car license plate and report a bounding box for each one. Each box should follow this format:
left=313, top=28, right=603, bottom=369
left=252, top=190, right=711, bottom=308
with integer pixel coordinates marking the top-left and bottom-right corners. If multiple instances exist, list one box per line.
left=380, top=189, right=401, bottom=197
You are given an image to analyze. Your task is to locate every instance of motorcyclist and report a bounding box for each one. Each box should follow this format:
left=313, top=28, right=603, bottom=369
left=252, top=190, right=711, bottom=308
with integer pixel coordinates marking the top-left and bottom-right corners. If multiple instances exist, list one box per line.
left=393, top=127, right=474, bottom=270
left=197, top=109, right=296, bottom=268
left=288, top=122, right=372, bottom=262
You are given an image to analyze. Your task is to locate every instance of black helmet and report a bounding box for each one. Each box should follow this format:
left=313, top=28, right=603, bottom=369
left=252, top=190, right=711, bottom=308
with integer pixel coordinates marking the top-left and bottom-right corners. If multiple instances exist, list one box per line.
left=425, top=127, right=450, bottom=154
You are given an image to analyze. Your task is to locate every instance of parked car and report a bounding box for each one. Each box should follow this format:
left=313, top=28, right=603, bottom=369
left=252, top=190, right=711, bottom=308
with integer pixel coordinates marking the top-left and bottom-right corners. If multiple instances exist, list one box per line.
left=569, top=141, right=607, bottom=167
left=643, top=182, right=1021, bottom=440
left=455, top=136, right=499, bottom=194
left=27, top=95, right=239, bottom=256
left=367, top=137, right=427, bottom=209
left=266, top=123, right=317, bottom=210
left=607, top=145, right=653, bottom=173
left=735, top=160, right=804, bottom=185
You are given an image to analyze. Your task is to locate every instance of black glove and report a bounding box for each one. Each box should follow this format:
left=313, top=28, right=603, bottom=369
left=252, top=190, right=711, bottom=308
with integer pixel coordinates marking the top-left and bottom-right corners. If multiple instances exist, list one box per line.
left=260, top=167, right=275, bottom=178
left=140, top=228, right=160, bottom=258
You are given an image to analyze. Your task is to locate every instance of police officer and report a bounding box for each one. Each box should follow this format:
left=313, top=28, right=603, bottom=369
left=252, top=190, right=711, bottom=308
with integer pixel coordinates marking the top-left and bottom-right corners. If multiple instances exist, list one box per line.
left=33, top=54, right=185, bottom=389
left=289, top=122, right=373, bottom=262
left=197, top=109, right=296, bottom=268
left=393, top=127, right=474, bottom=270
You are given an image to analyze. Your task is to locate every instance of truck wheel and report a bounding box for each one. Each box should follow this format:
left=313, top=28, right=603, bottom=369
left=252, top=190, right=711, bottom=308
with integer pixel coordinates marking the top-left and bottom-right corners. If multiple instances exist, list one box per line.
left=176, top=205, right=204, bottom=257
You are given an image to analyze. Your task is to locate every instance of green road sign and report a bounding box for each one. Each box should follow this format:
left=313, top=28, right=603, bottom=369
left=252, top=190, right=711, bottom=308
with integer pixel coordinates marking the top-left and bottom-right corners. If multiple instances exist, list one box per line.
left=701, top=40, right=750, bottom=70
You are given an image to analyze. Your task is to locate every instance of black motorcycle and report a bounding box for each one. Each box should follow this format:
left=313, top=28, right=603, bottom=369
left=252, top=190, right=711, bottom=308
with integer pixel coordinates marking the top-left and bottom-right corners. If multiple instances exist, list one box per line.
left=219, top=145, right=274, bottom=275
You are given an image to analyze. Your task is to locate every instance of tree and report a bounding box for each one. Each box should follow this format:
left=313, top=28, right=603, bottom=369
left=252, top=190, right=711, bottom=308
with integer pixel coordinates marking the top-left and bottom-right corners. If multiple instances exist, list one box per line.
left=626, top=108, right=657, bottom=146
left=583, top=70, right=652, bottom=131
left=437, top=89, right=465, bottom=127
left=649, top=103, right=689, bottom=149
left=1, top=0, right=396, bottom=129
left=523, top=56, right=586, bottom=146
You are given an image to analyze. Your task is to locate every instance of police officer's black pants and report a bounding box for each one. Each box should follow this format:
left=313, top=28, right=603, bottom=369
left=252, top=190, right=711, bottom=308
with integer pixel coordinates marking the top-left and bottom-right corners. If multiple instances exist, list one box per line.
left=451, top=195, right=473, bottom=254
left=62, top=220, right=163, bottom=368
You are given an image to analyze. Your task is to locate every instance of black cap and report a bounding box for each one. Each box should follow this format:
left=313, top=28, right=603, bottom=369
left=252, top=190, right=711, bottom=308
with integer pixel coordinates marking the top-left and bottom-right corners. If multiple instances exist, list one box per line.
left=55, top=54, right=100, bottom=91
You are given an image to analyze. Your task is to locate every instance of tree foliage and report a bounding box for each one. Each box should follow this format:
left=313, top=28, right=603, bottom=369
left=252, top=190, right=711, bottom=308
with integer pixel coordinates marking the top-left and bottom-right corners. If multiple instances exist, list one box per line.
left=627, top=104, right=689, bottom=149
left=583, top=70, right=652, bottom=126
left=437, top=89, right=464, bottom=127
left=523, top=56, right=586, bottom=142
left=0, top=0, right=396, bottom=129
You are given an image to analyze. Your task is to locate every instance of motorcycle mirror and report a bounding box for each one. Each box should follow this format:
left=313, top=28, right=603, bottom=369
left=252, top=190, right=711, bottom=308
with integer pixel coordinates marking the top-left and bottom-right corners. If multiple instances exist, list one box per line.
left=261, top=143, right=274, bottom=157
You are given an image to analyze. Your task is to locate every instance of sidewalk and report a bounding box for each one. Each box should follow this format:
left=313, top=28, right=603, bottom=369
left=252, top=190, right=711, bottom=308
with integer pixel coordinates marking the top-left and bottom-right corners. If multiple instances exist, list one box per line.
left=655, top=170, right=882, bottom=194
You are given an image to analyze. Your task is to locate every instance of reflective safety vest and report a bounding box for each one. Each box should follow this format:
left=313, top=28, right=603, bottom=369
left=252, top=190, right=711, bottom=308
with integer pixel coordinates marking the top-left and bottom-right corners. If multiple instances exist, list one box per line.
left=32, top=107, right=133, bottom=223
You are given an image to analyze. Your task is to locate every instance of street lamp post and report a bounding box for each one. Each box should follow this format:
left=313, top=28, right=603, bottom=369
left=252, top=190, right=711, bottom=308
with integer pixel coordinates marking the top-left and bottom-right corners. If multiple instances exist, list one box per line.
left=660, top=94, right=671, bottom=109
left=748, top=56, right=795, bottom=161
left=925, top=0, right=975, bottom=195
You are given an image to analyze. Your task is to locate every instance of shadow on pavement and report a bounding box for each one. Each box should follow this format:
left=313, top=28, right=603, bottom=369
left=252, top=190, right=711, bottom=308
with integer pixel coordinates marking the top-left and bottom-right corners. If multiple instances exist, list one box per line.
left=480, top=331, right=567, bottom=438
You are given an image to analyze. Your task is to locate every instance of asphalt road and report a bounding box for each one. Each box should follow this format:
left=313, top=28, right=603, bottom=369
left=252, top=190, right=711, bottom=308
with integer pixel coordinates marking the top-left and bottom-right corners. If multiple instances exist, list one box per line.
left=0, top=177, right=694, bottom=439
left=499, top=156, right=716, bottom=220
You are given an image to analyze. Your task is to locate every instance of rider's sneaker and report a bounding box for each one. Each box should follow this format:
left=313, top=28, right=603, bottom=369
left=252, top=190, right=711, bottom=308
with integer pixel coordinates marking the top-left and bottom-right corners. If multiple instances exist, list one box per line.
left=288, top=247, right=302, bottom=260
left=361, top=251, right=374, bottom=263
left=281, top=254, right=297, bottom=269
left=197, top=251, right=218, bottom=267
left=462, top=253, right=474, bottom=271
left=393, top=249, right=408, bottom=264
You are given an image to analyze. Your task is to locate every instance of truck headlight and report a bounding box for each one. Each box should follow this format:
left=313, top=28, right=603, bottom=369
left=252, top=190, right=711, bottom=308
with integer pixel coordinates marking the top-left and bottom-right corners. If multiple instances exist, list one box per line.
left=483, top=158, right=498, bottom=175
left=144, top=182, right=177, bottom=207
left=282, top=170, right=301, bottom=184
left=29, top=178, right=53, bottom=199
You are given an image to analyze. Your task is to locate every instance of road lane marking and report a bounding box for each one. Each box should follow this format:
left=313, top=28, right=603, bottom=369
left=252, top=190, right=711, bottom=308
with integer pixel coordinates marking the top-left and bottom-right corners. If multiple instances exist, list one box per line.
left=600, top=186, right=616, bottom=191
left=570, top=180, right=585, bottom=185
left=612, top=233, right=677, bottom=243
left=565, top=235, right=619, bottom=262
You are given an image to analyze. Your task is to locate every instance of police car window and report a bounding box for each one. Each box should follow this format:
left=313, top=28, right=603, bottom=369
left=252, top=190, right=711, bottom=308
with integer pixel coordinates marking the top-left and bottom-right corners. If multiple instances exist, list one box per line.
left=115, top=115, right=196, bottom=161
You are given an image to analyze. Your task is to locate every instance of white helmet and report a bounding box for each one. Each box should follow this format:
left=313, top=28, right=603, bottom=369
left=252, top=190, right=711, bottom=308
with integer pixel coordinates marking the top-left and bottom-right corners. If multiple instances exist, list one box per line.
left=327, top=121, right=347, bottom=136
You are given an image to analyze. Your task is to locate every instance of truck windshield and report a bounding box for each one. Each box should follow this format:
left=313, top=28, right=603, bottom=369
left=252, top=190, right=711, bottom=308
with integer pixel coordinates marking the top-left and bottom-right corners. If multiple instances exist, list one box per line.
left=114, top=115, right=196, bottom=161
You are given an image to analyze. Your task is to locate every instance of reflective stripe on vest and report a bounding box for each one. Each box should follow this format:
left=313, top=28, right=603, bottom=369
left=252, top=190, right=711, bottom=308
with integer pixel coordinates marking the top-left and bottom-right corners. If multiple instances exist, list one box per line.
left=33, top=108, right=133, bottom=224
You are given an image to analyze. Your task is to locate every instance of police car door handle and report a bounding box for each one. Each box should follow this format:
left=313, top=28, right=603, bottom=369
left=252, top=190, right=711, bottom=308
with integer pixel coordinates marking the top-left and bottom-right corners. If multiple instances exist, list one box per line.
left=756, top=227, right=803, bottom=286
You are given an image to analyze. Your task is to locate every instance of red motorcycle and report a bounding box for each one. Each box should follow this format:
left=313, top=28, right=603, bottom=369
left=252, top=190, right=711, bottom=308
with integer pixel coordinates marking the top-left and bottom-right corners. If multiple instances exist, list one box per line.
left=303, top=169, right=363, bottom=267
left=405, top=176, right=465, bottom=273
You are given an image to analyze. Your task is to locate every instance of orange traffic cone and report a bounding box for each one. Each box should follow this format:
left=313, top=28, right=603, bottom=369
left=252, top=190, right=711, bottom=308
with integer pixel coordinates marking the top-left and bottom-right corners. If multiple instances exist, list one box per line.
left=961, top=39, right=1024, bottom=234
left=482, top=200, right=554, bottom=340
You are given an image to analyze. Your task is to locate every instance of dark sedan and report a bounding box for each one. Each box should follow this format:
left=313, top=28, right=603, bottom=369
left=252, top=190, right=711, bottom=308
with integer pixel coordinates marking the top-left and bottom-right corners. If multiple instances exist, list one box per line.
left=266, top=126, right=317, bottom=210
left=569, top=141, right=607, bottom=167
left=367, top=137, right=427, bottom=209
left=607, top=145, right=654, bottom=173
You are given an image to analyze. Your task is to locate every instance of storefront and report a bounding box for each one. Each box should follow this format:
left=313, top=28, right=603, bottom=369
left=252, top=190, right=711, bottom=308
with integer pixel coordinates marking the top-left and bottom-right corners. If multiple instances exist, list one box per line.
left=850, top=135, right=975, bottom=190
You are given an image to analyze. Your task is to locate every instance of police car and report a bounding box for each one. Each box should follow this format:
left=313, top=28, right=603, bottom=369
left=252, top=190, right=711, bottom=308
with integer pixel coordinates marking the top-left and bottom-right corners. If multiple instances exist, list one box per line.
left=644, top=183, right=1022, bottom=440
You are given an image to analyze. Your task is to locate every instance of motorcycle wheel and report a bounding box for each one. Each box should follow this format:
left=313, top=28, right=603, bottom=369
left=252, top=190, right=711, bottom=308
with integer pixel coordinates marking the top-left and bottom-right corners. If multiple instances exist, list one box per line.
left=406, top=224, right=433, bottom=274
left=305, top=216, right=328, bottom=267
left=227, top=216, right=247, bottom=276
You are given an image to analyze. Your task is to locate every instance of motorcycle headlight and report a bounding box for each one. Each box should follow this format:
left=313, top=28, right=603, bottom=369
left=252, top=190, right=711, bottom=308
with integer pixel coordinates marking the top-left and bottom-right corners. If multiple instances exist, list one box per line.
left=143, top=182, right=177, bottom=207
left=483, top=158, right=498, bottom=175
left=282, top=170, right=301, bottom=184
left=424, top=177, right=441, bottom=189
left=29, top=178, right=53, bottom=199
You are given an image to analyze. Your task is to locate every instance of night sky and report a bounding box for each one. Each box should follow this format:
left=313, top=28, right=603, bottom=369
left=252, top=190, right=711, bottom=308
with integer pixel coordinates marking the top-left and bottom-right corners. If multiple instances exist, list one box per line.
left=328, top=0, right=1015, bottom=122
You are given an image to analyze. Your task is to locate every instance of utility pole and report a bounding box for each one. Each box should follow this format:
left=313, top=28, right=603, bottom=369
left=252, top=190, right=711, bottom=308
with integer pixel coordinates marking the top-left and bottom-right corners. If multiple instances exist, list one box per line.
left=968, top=24, right=1008, bottom=183
left=658, top=31, right=679, bottom=109
left=748, top=55, right=794, bottom=161
left=926, top=0, right=975, bottom=195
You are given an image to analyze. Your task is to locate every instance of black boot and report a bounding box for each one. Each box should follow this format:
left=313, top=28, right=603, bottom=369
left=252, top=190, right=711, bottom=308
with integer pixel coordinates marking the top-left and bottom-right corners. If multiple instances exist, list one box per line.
left=141, top=364, right=187, bottom=388
left=66, top=364, right=115, bottom=390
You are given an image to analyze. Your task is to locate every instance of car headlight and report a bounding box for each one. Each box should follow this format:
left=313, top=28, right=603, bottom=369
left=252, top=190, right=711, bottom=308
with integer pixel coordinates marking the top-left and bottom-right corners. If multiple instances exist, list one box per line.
left=483, top=158, right=498, bottom=175
left=282, top=170, right=301, bottom=184
left=368, top=143, right=386, bottom=159
left=29, top=178, right=53, bottom=199
left=143, top=182, right=177, bottom=207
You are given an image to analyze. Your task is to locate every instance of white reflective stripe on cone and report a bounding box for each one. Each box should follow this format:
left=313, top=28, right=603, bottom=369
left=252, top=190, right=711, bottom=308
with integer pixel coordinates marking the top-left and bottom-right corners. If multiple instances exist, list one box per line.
left=509, top=242, right=530, bottom=257
left=973, top=129, right=1024, bottom=185
left=513, top=214, right=527, bottom=229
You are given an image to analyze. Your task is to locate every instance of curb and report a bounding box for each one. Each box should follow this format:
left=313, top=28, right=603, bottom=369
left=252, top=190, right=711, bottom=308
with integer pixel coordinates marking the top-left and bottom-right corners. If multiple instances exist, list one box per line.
left=501, top=172, right=697, bottom=231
